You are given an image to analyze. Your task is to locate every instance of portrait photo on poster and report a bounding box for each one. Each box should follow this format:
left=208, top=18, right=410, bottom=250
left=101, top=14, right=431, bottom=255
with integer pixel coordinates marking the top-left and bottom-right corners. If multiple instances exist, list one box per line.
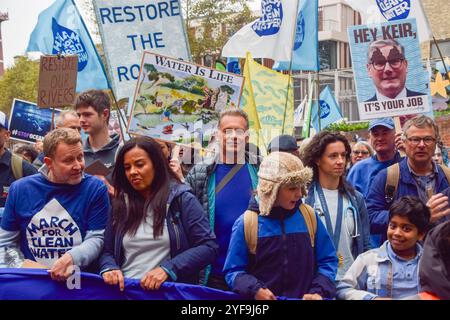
left=348, top=18, right=431, bottom=120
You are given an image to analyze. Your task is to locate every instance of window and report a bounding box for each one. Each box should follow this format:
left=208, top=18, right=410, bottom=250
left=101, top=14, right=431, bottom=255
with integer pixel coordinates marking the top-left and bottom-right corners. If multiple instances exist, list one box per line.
left=431, top=40, right=450, bottom=59
left=320, top=41, right=337, bottom=71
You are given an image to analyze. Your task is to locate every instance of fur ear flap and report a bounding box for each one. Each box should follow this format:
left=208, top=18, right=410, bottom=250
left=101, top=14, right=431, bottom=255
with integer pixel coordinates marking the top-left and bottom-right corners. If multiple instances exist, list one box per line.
left=258, top=179, right=274, bottom=194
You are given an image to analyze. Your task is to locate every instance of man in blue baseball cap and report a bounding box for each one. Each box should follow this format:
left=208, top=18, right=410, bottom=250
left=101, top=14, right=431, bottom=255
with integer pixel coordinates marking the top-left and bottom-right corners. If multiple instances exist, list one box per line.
left=0, top=111, right=37, bottom=208
left=347, top=117, right=403, bottom=246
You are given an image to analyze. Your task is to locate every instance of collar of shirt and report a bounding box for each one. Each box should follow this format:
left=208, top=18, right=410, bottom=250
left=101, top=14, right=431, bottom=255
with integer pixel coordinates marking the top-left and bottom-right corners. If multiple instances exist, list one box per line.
left=376, top=87, right=407, bottom=101
left=386, top=241, right=423, bottom=263
left=407, top=160, right=437, bottom=179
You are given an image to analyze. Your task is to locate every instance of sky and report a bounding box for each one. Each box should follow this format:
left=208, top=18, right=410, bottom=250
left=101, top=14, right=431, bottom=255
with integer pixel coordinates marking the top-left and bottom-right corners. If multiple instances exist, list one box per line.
left=0, top=0, right=260, bottom=69
left=1, top=0, right=54, bottom=68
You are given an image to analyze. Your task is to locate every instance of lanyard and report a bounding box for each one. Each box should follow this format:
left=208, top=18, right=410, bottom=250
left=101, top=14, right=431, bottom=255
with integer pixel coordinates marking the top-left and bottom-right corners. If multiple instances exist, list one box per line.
left=315, top=182, right=343, bottom=251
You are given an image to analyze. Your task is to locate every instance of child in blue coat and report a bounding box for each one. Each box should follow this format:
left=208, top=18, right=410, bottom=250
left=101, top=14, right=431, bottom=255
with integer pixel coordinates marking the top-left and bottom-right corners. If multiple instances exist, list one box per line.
left=223, top=152, right=338, bottom=300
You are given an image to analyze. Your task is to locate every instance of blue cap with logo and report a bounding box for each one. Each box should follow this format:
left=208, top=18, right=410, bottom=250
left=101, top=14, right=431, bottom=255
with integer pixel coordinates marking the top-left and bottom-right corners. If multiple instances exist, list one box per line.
left=0, top=111, right=8, bottom=130
left=368, top=117, right=394, bottom=131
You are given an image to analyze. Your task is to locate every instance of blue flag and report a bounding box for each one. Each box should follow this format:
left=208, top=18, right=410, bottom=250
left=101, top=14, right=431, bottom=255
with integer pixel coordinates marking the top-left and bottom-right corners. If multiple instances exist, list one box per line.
left=273, top=0, right=319, bottom=71
left=226, top=57, right=241, bottom=74
left=26, top=0, right=108, bottom=92
left=311, top=86, right=343, bottom=131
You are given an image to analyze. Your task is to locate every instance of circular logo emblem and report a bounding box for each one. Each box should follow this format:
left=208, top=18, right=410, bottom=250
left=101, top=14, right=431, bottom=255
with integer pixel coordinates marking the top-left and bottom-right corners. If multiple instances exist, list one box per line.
left=319, top=100, right=331, bottom=119
left=376, top=0, right=410, bottom=21
left=293, top=11, right=305, bottom=50
left=252, top=0, right=284, bottom=37
left=51, top=18, right=88, bottom=71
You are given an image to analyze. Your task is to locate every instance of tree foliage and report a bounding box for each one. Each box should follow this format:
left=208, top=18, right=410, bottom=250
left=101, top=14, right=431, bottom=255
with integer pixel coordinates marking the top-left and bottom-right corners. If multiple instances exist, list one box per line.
left=182, top=0, right=255, bottom=63
left=0, top=57, right=39, bottom=115
left=326, top=121, right=369, bottom=132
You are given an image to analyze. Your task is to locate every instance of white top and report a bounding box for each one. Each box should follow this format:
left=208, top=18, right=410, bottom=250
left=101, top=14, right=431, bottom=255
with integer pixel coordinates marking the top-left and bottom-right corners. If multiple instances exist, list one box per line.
left=316, top=188, right=355, bottom=280
left=121, top=208, right=170, bottom=279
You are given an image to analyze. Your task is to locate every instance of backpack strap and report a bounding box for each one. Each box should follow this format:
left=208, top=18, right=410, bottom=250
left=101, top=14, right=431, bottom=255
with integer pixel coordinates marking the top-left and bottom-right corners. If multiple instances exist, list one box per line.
left=215, top=164, right=244, bottom=195
left=299, top=203, right=317, bottom=248
left=385, top=163, right=400, bottom=204
left=11, top=153, right=23, bottom=180
left=243, top=210, right=258, bottom=255
left=439, top=164, right=450, bottom=186
left=244, top=204, right=317, bottom=255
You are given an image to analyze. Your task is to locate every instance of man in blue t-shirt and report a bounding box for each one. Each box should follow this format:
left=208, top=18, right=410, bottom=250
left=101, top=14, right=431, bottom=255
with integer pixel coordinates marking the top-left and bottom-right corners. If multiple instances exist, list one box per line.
left=0, top=128, right=110, bottom=281
left=186, top=109, right=259, bottom=290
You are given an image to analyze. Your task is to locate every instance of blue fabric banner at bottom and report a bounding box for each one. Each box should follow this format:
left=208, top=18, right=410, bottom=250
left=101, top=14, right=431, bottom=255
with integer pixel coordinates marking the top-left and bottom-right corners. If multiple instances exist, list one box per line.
left=0, top=268, right=243, bottom=300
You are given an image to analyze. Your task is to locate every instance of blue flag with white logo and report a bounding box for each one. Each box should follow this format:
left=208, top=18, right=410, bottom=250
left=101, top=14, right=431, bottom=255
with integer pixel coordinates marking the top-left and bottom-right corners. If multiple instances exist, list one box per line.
left=311, top=86, right=343, bottom=131
left=226, top=57, right=241, bottom=75
left=26, top=0, right=108, bottom=92
left=273, top=0, right=319, bottom=71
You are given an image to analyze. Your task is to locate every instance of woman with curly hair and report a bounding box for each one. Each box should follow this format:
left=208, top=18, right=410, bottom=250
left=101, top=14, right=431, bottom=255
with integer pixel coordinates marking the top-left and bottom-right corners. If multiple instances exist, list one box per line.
left=301, top=131, right=371, bottom=280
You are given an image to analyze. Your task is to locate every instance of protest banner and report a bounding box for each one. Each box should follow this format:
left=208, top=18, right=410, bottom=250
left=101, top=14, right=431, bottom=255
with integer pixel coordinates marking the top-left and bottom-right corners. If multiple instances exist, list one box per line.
left=128, top=52, right=244, bottom=144
left=92, top=0, right=191, bottom=100
left=348, top=19, right=430, bottom=120
left=37, top=55, right=78, bottom=108
left=8, top=99, right=60, bottom=144
left=344, top=0, right=432, bottom=43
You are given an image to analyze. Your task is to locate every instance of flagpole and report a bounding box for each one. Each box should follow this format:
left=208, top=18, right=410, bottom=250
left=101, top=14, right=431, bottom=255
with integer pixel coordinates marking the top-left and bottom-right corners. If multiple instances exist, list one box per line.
left=316, top=71, right=321, bottom=131
left=51, top=107, right=55, bottom=131
left=315, top=0, right=321, bottom=132
left=78, top=0, right=129, bottom=142
left=281, top=0, right=301, bottom=135
left=433, top=36, right=449, bottom=75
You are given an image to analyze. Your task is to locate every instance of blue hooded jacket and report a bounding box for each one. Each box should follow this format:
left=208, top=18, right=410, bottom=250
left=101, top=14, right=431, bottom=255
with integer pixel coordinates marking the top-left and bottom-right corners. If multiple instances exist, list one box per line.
left=223, top=196, right=338, bottom=299
left=99, top=181, right=218, bottom=284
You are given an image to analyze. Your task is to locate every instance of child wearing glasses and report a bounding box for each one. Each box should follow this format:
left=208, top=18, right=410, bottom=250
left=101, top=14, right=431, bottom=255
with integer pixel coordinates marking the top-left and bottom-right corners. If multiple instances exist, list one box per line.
left=336, top=196, right=430, bottom=300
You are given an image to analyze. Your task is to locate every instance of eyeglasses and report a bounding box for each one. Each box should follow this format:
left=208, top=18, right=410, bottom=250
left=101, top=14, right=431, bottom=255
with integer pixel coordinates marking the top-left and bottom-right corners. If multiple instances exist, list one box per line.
left=353, top=150, right=370, bottom=155
left=406, top=136, right=436, bottom=146
left=371, top=58, right=404, bottom=71
left=222, top=128, right=247, bottom=137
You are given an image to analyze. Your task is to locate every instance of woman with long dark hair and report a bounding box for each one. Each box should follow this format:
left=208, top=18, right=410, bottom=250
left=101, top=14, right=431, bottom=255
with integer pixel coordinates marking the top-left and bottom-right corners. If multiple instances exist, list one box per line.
left=99, top=136, right=217, bottom=290
left=301, top=131, right=371, bottom=281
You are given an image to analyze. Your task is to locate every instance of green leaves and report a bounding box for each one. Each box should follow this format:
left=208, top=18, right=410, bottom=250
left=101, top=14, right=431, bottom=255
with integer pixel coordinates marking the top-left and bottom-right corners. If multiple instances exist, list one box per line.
left=0, top=57, right=39, bottom=115
left=183, top=0, right=255, bottom=62
left=326, top=121, right=369, bottom=132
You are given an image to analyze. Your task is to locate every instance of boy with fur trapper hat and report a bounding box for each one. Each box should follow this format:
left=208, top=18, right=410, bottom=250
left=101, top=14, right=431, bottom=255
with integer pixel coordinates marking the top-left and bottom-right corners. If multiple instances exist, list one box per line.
left=223, top=152, right=338, bottom=300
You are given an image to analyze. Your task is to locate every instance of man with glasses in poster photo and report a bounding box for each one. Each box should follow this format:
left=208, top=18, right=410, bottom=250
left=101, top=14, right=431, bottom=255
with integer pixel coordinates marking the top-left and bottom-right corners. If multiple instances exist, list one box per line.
left=365, top=39, right=425, bottom=102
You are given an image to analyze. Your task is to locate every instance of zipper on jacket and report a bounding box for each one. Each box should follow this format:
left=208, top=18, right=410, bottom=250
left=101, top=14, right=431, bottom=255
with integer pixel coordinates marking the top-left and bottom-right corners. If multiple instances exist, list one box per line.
left=280, top=218, right=289, bottom=295
left=171, top=215, right=181, bottom=251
